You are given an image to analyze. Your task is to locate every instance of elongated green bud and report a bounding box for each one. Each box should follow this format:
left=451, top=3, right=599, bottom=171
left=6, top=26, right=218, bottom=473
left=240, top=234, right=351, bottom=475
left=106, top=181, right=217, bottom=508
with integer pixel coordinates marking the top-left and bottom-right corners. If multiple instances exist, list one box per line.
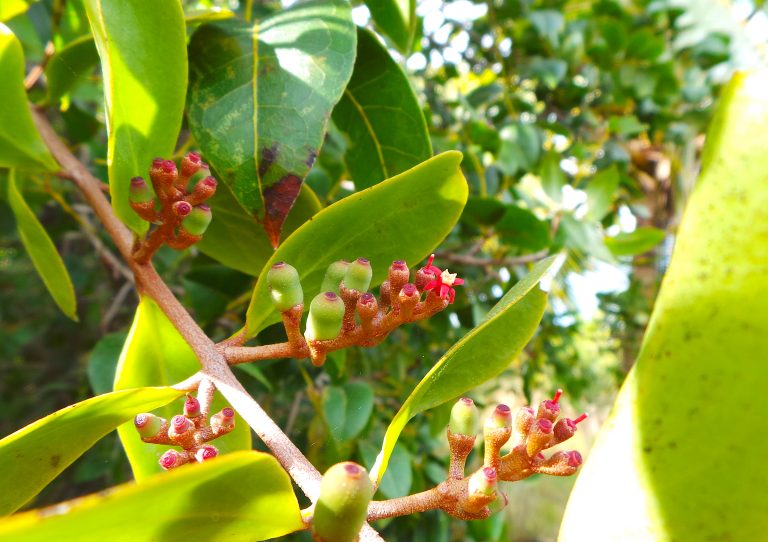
left=468, top=466, right=497, bottom=497
left=134, top=413, right=165, bottom=438
left=321, top=260, right=350, bottom=293
left=343, top=257, right=372, bottom=292
left=306, top=292, right=344, bottom=340
left=312, top=462, right=373, bottom=542
left=180, top=204, right=212, bottom=236
left=449, top=397, right=478, bottom=436
left=267, top=262, right=303, bottom=311
left=486, top=404, right=513, bottom=429
left=129, top=177, right=154, bottom=203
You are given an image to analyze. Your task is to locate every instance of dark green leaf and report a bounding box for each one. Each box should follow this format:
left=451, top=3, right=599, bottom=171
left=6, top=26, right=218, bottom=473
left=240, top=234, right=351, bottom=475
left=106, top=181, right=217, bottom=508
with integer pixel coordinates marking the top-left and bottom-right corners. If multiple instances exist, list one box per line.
left=529, top=10, right=564, bottom=48
left=372, top=256, right=557, bottom=483
left=365, top=0, right=416, bottom=53
left=187, top=1, right=356, bottom=246
left=87, top=332, right=126, bottom=395
left=244, top=151, right=468, bottom=338
left=114, top=297, right=251, bottom=481
left=0, top=452, right=304, bottom=540
left=0, top=387, right=182, bottom=516
left=332, top=27, right=431, bottom=189
left=496, top=205, right=550, bottom=251
left=461, top=196, right=506, bottom=227
left=608, top=115, right=648, bottom=136
left=360, top=441, right=412, bottom=499
left=7, top=170, right=77, bottom=320
left=323, top=382, right=374, bottom=443
left=605, top=227, right=665, bottom=257
left=82, top=0, right=187, bottom=234
left=44, top=34, right=98, bottom=104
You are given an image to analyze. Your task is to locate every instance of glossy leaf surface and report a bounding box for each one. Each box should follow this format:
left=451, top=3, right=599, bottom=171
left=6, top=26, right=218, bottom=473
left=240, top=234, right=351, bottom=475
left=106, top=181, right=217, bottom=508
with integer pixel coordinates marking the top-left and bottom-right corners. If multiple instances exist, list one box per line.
left=244, top=151, right=468, bottom=337
left=45, top=34, right=99, bottom=104
left=197, top=181, right=321, bottom=276
left=114, top=297, right=251, bottom=480
left=332, top=27, right=431, bottom=189
left=365, top=0, right=416, bottom=53
left=187, top=1, right=355, bottom=245
left=0, top=25, right=57, bottom=171
left=82, top=0, right=187, bottom=233
left=561, top=71, right=768, bottom=541
left=322, top=381, right=375, bottom=442
left=0, top=387, right=181, bottom=516
left=0, top=452, right=304, bottom=541
left=371, top=256, right=557, bottom=483
left=7, top=170, right=77, bottom=320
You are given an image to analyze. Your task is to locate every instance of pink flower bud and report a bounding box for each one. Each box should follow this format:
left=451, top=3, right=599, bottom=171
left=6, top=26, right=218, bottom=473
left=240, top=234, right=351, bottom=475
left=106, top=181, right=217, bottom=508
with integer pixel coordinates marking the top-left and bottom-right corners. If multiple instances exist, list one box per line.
left=184, top=395, right=201, bottom=418
left=487, top=404, right=513, bottom=429
left=159, top=450, right=187, bottom=470
left=171, top=415, right=191, bottom=434
left=468, top=466, right=497, bottom=496
left=195, top=445, right=219, bottom=462
left=172, top=200, right=192, bottom=218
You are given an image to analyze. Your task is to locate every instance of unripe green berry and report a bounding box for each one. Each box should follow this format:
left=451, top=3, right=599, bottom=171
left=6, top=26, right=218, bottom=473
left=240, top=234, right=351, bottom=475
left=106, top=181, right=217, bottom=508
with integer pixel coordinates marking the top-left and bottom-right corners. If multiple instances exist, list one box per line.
left=468, top=466, right=497, bottom=497
left=486, top=404, right=513, bottom=429
left=449, top=397, right=478, bottom=436
left=306, top=292, right=344, bottom=340
left=129, top=177, right=154, bottom=203
left=312, top=462, right=373, bottom=542
left=267, top=262, right=303, bottom=311
left=180, top=204, right=212, bottom=236
left=134, top=413, right=165, bottom=438
left=321, top=260, right=350, bottom=294
left=343, top=258, right=372, bottom=292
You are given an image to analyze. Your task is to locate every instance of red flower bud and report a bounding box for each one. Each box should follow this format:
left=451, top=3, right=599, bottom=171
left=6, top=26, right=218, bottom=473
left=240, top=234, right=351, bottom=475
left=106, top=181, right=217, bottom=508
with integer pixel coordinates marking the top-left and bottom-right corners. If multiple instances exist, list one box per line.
left=172, top=200, right=193, bottom=218
left=195, top=445, right=219, bottom=462
left=159, top=449, right=187, bottom=470
left=184, top=395, right=201, bottom=418
left=487, top=404, right=513, bottom=429
left=388, top=260, right=410, bottom=293
left=537, top=389, right=563, bottom=421
left=181, top=151, right=202, bottom=178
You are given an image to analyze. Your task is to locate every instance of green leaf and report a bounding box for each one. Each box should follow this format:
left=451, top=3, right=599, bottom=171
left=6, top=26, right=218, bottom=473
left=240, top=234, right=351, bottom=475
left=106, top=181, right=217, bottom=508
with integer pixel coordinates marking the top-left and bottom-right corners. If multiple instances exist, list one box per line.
left=45, top=34, right=99, bottom=104
left=558, top=214, right=614, bottom=262
left=496, top=123, right=540, bottom=176
left=365, top=0, right=417, bottom=53
left=0, top=1, right=33, bottom=22
left=539, top=151, right=565, bottom=202
left=0, top=25, right=57, bottom=171
left=0, top=387, right=181, bottom=516
left=360, top=441, right=412, bottom=499
left=7, top=170, right=77, bottom=320
left=187, top=1, right=356, bottom=246
left=244, top=151, right=468, bottom=338
left=323, top=382, right=374, bottom=442
left=332, top=27, right=431, bottom=189
left=608, top=115, right=648, bottom=137
left=82, top=0, right=187, bottom=234
left=0, top=451, right=304, bottom=541
left=585, top=165, right=619, bottom=221
left=87, top=332, right=126, bottom=395
left=196, top=181, right=322, bottom=276
left=461, top=196, right=506, bottom=227
left=561, top=70, right=768, bottom=541
left=114, top=297, right=251, bottom=480
left=495, top=205, right=550, bottom=251
left=371, top=256, right=557, bottom=484
left=605, top=227, right=665, bottom=257
left=529, top=10, right=564, bottom=49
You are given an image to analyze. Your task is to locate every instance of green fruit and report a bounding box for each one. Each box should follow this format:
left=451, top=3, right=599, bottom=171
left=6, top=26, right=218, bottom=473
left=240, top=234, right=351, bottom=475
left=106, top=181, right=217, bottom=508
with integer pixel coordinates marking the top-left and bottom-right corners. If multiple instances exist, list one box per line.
left=181, top=204, right=212, bottom=235
left=343, top=257, right=372, bottom=292
left=449, top=397, right=478, bottom=436
left=321, top=260, right=350, bottom=293
left=306, top=292, right=344, bottom=340
left=129, top=177, right=154, bottom=203
left=312, top=462, right=374, bottom=542
left=267, top=262, right=303, bottom=311
left=134, top=413, right=164, bottom=438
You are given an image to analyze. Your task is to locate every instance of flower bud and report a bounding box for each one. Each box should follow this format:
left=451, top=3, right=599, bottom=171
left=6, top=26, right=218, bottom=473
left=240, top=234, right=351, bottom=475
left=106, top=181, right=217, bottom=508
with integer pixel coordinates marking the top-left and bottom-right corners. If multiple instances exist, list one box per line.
left=398, top=283, right=419, bottom=304
left=211, top=407, right=236, bottom=430
left=449, top=397, right=478, bottom=436
left=514, top=406, right=535, bottom=440
left=150, top=158, right=178, bottom=187
left=187, top=176, right=217, bottom=205
left=356, top=292, right=378, bottom=325
left=159, top=449, right=188, bottom=470
left=486, top=404, right=513, bottom=429
left=184, top=395, right=201, bottom=418
left=415, top=267, right=436, bottom=290
left=181, top=151, right=202, bottom=178
left=526, top=418, right=554, bottom=457
left=194, top=445, right=219, bottom=462
left=134, top=413, right=165, bottom=438
left=343, top=257, right=372, bottom=292
left=321, top=260, right=350, bottom=294
left=388, top=260, right=410, bottom=292
left=169, top=415, right=192, bottom=437
left=379, top=280, right=392, bottom=307
left=180, top=204, right=212, bottom=236
left=468, top=466, right=498, bottom=497
left=267, top=262, right=303, bottom=312
left=532, top=450, right=583, bottom=476
left=312, top=462, right=373, bottom=542
left=553, top=413, right=588, bottom=443
left=537, top=389, right=562, bottom=421
left=306, top=292, right=345, bottom=341
left=172, top=200, right=193, bottom=219
left=129, top=177, right=154, bottom=203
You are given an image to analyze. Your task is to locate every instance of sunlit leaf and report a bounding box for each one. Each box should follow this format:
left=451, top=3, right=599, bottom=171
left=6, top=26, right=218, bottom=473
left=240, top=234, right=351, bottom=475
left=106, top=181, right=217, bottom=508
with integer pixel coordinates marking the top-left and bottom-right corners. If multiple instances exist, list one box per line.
left=44, top=34, right=99, bottom=104
left=605, top=227, right=665, bottom=257
left=365, top=0, right=417, bottom=53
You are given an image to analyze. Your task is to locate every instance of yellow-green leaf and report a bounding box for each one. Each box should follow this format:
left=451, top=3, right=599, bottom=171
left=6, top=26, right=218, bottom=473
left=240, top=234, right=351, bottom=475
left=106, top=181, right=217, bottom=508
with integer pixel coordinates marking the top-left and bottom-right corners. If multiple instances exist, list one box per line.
left=0, top=452, right=304, bottom=541
left=114, top=297, right=251, bottom=480
left=6, top=170, right=77, bottom=320
left=0, top=24, right=57, bottom=171
left=371, top=256, right=558, bottom=484
left=0, top=387, right=181, bottom=517
left=82, top=0, right=187, bottom=233
left=561, top=70, right=768, bottom=541
left=244, top=151, right=468, bottom=338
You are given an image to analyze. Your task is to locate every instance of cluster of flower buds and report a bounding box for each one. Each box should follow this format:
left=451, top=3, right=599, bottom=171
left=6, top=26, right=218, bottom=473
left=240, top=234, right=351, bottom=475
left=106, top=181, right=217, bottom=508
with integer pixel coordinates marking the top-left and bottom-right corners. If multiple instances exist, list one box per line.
left=312, top=461, right=374, bottom=542
left=265, top=254, right=465, bottom=366
left=442, top=390, right=587, bottom=519
left=129, top=153, right=216, bottom=259
left=133, top=394, right=235, bottom=470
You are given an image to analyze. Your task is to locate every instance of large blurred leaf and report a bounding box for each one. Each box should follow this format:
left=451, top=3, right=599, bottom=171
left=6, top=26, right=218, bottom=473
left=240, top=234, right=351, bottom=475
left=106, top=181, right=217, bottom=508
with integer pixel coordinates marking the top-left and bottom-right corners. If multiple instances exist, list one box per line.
left=539, top=150, right=565, bottom=202
left=585, top=166, right=619, bottom=221
left=0, top=451, right=304, bottom=541
left=244, top=151, right=468, bottom=338
left=187, top=1, right=355, bottom=247
left=44, top=34, right=99, bottom=104
left=114, top=297, right=251, bottom=481
left=87, top=332, right=127, bottom=395
left=371, top=256, right=557, bottom=483
left=197, top=181, right=322, bottom=276
left=0, top=387, right=181, bottom=516
left=7, top=170, right=77, bottom=320
left=322, top=381, right=374, bottom=442
left=605, top=227, right=665, bottom=257
left=561, top=71, right=768, bottom=541
left=0, top=1, right=33, bottom=21
left=82, top=0, right=187, bottom=234
left=332, top=27, right=431, bottom=189
left=365, top=0, right=416, bottom=53
left=0, top=25, right=57, bottom=171
left=495, top=205, right=550, bottom=251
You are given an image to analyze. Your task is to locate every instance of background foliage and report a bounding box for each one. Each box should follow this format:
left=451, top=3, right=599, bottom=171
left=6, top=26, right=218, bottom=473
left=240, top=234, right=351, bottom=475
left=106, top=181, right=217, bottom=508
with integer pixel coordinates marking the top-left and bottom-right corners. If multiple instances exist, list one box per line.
left=1, top=0, right=766, bottom=540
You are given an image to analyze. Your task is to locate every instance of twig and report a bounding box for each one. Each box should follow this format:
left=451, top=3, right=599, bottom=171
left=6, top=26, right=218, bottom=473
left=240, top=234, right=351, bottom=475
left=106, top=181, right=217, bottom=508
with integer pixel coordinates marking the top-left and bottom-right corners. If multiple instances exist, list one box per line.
left=24, top=41, right=55, bottom=90
left=435, top=249, right=549, bottom=268
left=100, top=280, right=134, bottom=332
